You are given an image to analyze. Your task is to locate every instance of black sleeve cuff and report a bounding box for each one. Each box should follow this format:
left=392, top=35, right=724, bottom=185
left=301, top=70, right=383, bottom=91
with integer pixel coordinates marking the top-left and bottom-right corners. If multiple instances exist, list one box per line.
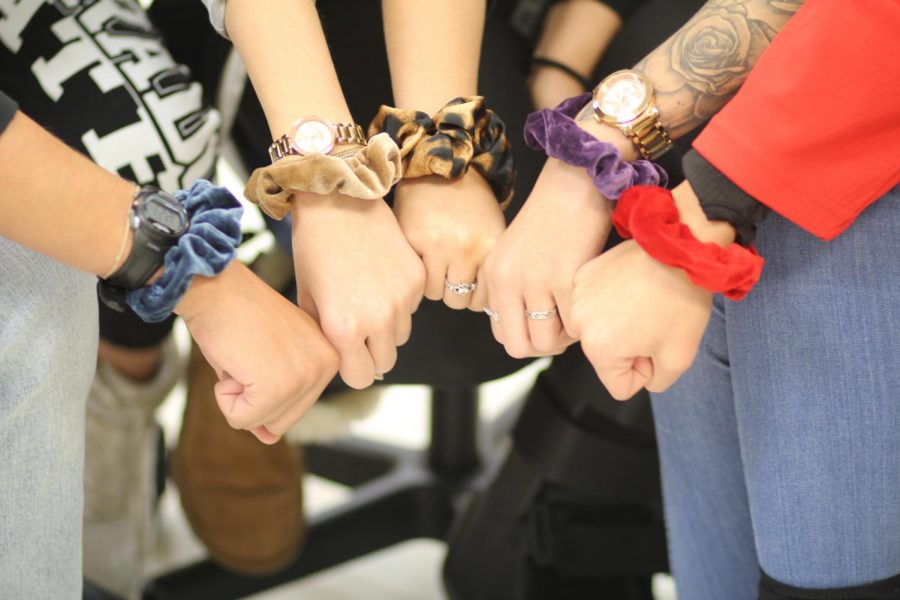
left=682, top=149, right=770, bottom=246
left=0, top=90, right=18, bottom=137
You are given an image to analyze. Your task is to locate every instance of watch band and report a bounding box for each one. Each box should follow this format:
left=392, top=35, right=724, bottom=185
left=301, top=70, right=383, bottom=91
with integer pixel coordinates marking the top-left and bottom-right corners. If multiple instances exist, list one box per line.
left=268, top=122, right=367, bottom=163
left=622, top=106, right=672, bottom=160
left=105, top=221, right=165, bottom=290
left=102, top=187, right=187, bottom=292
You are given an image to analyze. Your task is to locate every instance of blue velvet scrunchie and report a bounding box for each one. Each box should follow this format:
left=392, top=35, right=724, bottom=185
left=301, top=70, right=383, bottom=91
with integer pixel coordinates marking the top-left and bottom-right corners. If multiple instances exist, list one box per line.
left=523, top=92, right=667, bottom=200
left=127, top=180, right=243, bottom=323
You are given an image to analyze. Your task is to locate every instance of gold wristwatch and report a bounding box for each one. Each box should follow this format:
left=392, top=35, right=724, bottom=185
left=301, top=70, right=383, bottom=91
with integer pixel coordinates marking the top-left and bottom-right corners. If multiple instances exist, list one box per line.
left=591, top=69, right=672, bottom=160
left=268, top=117, right=367, bottom=163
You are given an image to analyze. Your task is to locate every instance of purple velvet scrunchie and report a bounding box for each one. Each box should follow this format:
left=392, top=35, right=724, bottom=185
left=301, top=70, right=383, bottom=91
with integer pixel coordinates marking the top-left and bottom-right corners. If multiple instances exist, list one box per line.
left=523, top=92, right=667, bottom=200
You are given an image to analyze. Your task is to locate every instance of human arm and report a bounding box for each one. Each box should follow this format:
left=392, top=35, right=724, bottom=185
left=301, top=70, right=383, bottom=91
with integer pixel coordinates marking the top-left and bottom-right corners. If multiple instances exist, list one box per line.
left=569, top=179, right=734, bottom=399
left=381, top=0, right=506, bottom=311
left=570, top=0, right=900, bottom=398
left=0, top=107, right=339, bottom=443
left=222, top=0, right=425, bottom=388
left=484, top=0, right=804, bottom=359
left=528, top=0, right=624, bottom=109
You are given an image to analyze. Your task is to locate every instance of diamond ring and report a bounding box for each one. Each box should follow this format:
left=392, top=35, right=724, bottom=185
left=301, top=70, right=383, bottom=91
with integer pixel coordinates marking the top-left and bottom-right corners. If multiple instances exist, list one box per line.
left=483, top=307, right=500, bottom=323
left=525, top=308, right=557, bottom=320
left=445, top=278, right=477, bottom=297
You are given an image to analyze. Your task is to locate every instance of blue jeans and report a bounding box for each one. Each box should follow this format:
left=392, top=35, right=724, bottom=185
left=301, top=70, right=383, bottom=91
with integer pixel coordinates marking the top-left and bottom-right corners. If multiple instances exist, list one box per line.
left=651, top=185, right=900, bottom=599
left=0, top=238, right=98, bottom=597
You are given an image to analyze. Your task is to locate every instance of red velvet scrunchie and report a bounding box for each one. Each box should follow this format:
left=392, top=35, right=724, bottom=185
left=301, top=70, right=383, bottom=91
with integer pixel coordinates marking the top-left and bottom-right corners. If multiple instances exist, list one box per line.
left=613, top=186, right=764, bottom=300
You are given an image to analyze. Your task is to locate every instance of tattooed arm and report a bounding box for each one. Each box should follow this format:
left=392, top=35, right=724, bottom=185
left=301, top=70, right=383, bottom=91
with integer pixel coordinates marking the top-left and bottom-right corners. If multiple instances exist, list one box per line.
left=577, top=0, right=805, bottom=150
left=482, top=0, right=803, bottom=359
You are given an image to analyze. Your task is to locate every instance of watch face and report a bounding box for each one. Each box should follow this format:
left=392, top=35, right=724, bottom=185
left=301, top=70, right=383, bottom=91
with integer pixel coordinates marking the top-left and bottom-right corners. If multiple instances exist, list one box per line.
left=593, top=70, right=652, bottom=123
left=290, top=117, right=336, bottom=155
left=137, top=191, right=189, bottom=237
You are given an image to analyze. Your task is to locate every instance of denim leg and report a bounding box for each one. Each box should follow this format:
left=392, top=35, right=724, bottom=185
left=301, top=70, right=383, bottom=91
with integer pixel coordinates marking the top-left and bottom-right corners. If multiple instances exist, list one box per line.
left=651, top=294, right=760, bottom=600
left=727, top=186, right=900, bottom=588
left=0, top=239, right=98, bottom=598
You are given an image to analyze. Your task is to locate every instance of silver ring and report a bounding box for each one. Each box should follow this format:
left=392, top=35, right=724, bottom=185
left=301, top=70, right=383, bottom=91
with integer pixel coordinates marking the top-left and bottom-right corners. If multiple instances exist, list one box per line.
left=525, top=308, right=557, bottom=320
left=483, top=307, right=500, bottom=323
left=445, top=278, right=477, bottom=297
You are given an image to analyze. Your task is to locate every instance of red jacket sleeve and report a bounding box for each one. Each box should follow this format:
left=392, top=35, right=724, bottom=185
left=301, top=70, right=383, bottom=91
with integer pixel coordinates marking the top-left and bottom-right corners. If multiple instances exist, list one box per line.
left=693, top=0, right=900, bottom=240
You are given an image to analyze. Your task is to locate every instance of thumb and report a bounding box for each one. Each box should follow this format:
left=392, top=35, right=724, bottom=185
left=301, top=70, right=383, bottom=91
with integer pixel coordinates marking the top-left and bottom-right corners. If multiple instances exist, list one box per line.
left=248, top=425, right=282, bottom=445
left=593, top=355, right=654, bottom=401
left=213, top=376, right=258, bottom=430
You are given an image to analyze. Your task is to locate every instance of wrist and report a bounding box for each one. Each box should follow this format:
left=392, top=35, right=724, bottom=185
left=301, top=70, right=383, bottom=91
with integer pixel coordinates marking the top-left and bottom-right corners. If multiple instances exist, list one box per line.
left=575, top=112, right=638, bottom=162
left=290, top=190, right=384, bottom=218
left=543, top=157, right=610, bottom=209
left=671, top=181, right=736, bottom=248
left=174, top=259, right=239, bottom=323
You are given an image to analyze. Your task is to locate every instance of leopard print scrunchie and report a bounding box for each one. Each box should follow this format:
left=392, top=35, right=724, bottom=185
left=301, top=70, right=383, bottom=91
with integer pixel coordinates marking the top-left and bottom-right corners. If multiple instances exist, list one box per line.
left=368, top=96, right=515, bottom=208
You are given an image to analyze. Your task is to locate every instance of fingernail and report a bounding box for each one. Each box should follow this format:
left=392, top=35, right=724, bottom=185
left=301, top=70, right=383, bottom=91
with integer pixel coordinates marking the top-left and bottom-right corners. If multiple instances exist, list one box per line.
left=374, top=373, right=384, bottom=381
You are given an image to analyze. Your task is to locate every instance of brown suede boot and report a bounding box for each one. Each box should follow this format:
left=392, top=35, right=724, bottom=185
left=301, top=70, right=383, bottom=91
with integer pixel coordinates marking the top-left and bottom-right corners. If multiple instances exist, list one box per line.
left=171, top=343, right=305, bottom=574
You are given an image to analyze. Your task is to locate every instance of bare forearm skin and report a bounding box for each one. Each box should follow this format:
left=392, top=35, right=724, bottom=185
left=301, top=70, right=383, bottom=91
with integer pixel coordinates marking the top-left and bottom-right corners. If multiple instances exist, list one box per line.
left=225, top=0, right=353, bottom=136
left=0, top=111, right=134, bottom=277
left=381, top=0, right=485, bottom=113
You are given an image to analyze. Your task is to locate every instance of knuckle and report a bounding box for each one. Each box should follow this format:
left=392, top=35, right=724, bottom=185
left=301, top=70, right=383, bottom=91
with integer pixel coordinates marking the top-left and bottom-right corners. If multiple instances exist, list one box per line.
left=504, top=343, right=534, bottom=360
left=367, top=305, right=395, bottom=333
left=580, top=332, right=613, bottom=360
left=223, top=412, right=251, bottom=431
left=607, top=383, right=634, bottom=401
left=531, top=338, right=561, bottom=355
left=322, top=314, right=363, bottom=348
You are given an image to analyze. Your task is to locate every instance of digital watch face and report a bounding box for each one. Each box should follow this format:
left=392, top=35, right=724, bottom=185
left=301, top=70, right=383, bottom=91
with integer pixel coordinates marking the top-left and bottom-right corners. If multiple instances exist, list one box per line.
left=139, top=193, right=188, bottom=236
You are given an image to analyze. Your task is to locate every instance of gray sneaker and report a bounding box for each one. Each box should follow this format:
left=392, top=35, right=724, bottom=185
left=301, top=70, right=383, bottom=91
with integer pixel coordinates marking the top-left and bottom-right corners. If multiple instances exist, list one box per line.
left=83, top=336, right=181, bottom=599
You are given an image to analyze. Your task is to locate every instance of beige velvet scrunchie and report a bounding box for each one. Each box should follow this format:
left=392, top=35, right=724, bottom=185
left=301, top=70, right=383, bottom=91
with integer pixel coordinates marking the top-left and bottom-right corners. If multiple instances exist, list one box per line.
left=244, top=133, right=403, bottom=220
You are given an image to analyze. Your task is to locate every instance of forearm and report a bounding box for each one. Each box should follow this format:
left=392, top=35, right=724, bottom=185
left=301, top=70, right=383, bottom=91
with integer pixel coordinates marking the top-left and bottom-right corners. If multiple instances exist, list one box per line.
left=533, top=0, right=623, bottom=79
left=577, top=0, right=805, bottom=143
left=381, top=0, right=485, bottom=112
left=0, top=111, right=135, bottom=277
left=224, top=0, right=352, bottom=136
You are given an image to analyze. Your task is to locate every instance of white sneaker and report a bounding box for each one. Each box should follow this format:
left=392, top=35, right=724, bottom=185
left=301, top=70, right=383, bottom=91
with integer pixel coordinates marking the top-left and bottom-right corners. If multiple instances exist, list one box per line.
left=83, top=336, right=181, bottom=599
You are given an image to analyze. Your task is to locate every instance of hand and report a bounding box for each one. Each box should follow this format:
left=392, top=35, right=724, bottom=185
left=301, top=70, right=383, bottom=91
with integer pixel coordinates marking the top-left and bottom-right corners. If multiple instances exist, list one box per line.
left=569, top=240, right=712, bottom=400
left=568, top=181, right=736, bottom=399
left=483, top=158, right=611, bottom=357
left=291, top=192, right=426, bottom=389
left=176, top=261, right=340, bottom=444
left=393, top=170, right=506, bottom=311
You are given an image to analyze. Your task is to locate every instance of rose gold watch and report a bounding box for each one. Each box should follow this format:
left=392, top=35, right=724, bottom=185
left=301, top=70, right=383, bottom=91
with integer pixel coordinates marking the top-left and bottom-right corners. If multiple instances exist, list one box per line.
left=268, top=117, right=367, bottom=163
left=591, top=69, right=672, bottom=160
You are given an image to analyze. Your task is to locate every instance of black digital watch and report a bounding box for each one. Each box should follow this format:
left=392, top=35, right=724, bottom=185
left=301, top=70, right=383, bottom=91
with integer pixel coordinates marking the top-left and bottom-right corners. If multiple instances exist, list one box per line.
left=98, top=186, right=190, bottom=312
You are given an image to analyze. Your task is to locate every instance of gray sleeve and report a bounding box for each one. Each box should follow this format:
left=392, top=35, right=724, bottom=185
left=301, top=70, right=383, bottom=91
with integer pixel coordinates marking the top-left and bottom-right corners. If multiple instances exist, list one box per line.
left=0, top=89, right=18, bottom=137
left=200, top=0, right=229, bottom=38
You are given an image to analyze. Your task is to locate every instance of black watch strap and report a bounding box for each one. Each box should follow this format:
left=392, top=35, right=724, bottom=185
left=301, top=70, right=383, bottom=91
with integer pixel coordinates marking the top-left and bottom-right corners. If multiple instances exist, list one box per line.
left=99, top=187, right=188, bottom=311
left=105, top=221, right=167, bottom=289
